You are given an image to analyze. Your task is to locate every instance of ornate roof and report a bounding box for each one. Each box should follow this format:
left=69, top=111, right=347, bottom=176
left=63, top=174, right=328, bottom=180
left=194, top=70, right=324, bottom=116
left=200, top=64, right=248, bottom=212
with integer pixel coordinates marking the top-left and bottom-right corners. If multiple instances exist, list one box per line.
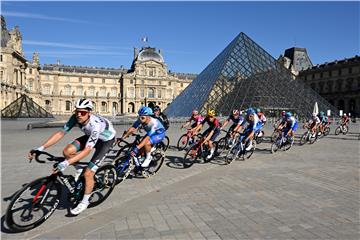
left=137, top=47, right=164, bottom=63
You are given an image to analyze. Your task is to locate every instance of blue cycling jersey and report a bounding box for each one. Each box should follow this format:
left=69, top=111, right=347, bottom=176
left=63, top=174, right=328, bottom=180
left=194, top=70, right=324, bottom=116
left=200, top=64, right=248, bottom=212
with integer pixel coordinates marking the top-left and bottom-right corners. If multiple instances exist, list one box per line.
left=133, top=117, right=165, bottom=136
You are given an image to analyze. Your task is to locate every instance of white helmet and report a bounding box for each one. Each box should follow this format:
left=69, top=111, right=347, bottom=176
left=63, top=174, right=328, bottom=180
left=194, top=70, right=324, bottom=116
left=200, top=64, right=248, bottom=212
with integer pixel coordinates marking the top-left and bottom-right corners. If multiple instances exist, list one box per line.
left=343, top=113, right=347, bottom=116
left=75, top=98, right=93, bottom=111
left=312, top=113, right=317, bottom=117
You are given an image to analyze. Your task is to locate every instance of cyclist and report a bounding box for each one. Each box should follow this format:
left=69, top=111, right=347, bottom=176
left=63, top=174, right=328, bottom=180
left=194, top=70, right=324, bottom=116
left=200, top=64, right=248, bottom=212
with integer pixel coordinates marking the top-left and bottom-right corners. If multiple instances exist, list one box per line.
left=191, top=109, right=221, bottom=160
left=220, top=109, right=245, bottom=146
left=317, top=111, right=327, bottom=135
left=28, top=98, right=116, bottom=215
left=306, top=113, right=321, bottom=136
left=256, top=108, right=267, bottom=126
left=341, top=113, right=350, bottom=126
left=283, top=112, right=298, bottom=141
left=242, top=108, right=263, bottom=151
left=181, top=110, right=204, bottom=143
left=153, top=105, right=170, bottom=131
left=122, top=106, right=165, bottom=168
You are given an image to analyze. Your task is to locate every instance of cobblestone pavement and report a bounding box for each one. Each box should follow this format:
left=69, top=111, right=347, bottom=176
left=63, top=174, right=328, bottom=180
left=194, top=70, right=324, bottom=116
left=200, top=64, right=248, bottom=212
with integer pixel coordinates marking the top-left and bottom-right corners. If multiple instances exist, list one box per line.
left=1, top=120, right=359, bottom=239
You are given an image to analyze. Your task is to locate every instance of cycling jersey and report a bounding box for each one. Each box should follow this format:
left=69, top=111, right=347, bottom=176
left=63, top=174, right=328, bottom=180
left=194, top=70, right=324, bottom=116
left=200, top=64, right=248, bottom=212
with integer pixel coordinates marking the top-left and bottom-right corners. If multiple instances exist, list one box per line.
left=227, top=115, right=245, bottom=125
left=63, top=114, right=116, bottom=149
left=309, top=116, right=320, bottom=125
left=246, top=113, right=263, bottom=132
left=133, top=117, right=165, bottom=136
left=188, top=115, right=205, bottom=125
left=284, top=116, right=298, bottom=131
left=201, top=117, right=220, bottom=131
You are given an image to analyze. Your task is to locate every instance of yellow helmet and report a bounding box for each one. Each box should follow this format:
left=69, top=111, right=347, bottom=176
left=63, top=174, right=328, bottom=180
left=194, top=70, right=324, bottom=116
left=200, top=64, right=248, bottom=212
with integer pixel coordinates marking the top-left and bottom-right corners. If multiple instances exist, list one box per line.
left=207, top=109, right=216, bottom=117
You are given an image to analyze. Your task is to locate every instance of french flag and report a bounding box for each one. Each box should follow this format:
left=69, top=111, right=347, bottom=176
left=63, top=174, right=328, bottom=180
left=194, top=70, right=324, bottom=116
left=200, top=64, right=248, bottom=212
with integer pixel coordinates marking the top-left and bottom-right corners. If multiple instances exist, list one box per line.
left=141, top=36, right=148, bottom=42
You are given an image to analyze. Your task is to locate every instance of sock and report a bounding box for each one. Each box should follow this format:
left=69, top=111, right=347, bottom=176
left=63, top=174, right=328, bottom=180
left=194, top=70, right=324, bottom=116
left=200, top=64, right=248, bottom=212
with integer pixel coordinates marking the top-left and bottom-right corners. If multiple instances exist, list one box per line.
left=82, top=194, right=91, bottom=204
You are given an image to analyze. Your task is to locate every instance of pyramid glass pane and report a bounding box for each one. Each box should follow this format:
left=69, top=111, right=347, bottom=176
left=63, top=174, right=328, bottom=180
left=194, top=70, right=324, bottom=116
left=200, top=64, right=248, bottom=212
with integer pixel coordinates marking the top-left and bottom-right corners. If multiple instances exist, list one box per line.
left=165, top=32, right=337, bottom=118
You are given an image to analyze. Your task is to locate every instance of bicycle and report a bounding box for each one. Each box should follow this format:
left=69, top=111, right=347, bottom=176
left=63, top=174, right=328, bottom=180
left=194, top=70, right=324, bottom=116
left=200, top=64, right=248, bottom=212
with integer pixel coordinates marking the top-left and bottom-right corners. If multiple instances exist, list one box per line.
left=335, top=122, right=349, bottom=135
left=112, top=133, right=165, bottom=183
left=254, top=128, right=265, bottom=144
left=182, top=135, right=217, bottom=168
left=271, top=132, right=294, bottom=153
left=225, top=134, right=256, bottom=165
left=5, top=150, right=117, bottom=232
left=176, top=128, right=202, bottom=151
left=299, top=124, right=318, bottom=145
left=270, top=123, right=284, bottom=143
left=216, top=129, right=238, bottom=156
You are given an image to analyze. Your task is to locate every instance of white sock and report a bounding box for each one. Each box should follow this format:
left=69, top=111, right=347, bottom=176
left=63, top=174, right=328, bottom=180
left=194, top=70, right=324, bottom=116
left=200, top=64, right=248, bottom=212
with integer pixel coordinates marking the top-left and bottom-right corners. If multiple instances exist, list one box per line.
left=210, top=147, right=215, bottom=154
left=82, top=194, right=91, bottom=204
left=142, top=153, right=152, bottom=167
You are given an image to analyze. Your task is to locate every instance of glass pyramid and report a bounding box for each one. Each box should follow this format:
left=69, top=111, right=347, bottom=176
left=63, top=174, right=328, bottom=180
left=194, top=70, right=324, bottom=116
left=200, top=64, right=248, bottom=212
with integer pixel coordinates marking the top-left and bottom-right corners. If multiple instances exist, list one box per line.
left=1, top=94, right=54, bottom=118
left=165, top=32, right=338, bottom=118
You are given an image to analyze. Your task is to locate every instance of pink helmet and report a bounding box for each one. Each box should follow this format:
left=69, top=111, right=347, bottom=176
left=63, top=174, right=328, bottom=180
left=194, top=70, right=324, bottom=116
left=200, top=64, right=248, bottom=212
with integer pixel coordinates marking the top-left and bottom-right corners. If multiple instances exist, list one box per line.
left=232, top=109, right=239, bottom=115
left=192, top=110, right=199, bottom=115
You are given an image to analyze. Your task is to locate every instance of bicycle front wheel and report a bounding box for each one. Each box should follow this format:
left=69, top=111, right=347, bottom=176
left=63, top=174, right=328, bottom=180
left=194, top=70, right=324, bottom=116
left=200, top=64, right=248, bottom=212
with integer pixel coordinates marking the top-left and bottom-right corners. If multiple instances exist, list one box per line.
left=5, top=177, right=61, bottom=232
left=142, top=152, right=165, bottom=178
left=183, top=145, right=198, bottom=168
left=271, top=141, right=280, bottom=154
left=176, top=134, right=189, bottom=151
left=88, top=164, right=117, bottom=208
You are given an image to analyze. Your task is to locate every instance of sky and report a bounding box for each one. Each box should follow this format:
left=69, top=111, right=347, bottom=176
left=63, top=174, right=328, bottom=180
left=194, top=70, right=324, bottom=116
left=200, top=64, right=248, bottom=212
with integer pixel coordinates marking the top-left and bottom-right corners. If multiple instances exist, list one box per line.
left=2, top=1, right=359, bottom=74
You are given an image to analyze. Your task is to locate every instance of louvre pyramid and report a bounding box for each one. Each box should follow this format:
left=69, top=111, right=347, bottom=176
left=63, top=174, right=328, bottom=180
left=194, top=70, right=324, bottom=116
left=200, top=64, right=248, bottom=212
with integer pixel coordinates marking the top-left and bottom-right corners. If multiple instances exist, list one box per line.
left=1, top=94, right=54, bottom=118
left=165, top=32, right=337, bottom=118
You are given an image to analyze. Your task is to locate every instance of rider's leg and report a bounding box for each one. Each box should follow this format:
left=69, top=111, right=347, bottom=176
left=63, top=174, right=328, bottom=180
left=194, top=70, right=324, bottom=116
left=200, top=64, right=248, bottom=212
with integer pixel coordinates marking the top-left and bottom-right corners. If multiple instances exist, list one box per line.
left=65, top=135, right=88, bottom=181
left=141, top=133, right=165, bottom=167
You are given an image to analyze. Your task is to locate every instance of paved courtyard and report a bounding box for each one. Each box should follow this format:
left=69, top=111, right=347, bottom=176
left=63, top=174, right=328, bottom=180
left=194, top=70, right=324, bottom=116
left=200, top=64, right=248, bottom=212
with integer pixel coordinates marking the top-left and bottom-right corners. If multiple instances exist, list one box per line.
left=1, top=119, right=359, bottom=239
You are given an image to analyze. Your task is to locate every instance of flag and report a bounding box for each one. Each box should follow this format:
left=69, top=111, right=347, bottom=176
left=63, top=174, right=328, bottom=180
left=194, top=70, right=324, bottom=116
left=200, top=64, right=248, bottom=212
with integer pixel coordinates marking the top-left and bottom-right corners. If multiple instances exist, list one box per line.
left=141, top=36, right=148, bottom=43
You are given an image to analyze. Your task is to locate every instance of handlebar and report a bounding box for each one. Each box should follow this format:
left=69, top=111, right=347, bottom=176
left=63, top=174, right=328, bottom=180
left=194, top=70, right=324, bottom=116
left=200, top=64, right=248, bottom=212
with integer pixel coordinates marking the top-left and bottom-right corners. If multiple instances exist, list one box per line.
left=30, top=150, right=65, bottom=164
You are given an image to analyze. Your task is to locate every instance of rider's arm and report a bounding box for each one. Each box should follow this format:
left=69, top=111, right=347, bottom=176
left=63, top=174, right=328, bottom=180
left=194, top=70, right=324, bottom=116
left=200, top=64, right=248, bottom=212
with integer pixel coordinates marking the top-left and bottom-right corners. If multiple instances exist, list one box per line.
left=40, top=130, right=66, bottom=149
left=123, top=127, right=137, bottom=139
left=221, top=119, right=229, bottom=130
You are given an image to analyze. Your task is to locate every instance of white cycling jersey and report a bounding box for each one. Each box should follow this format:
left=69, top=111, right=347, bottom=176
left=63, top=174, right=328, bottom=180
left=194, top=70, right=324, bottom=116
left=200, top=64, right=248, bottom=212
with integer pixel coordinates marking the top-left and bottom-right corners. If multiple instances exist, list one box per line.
left=63, top=114, right=116, bottom=148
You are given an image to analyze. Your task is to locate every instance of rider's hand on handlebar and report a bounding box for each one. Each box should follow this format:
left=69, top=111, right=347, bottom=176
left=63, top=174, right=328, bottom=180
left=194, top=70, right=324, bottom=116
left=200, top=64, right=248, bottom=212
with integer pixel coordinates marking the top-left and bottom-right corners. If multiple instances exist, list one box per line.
left=54, top=160, right=69, bottom=172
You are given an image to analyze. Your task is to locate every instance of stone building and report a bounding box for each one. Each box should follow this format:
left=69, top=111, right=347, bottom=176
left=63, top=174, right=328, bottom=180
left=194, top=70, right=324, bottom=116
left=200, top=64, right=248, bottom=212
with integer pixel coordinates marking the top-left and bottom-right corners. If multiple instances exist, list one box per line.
left=298, top=56, right=360, bottom=117
left=1, top=16, right=196, bottom=116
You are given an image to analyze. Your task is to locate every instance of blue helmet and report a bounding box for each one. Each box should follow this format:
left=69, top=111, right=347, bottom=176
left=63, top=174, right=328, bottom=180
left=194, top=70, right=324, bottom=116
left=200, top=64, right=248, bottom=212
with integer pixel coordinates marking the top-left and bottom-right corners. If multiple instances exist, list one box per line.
left=246, top=108, right=255, bottom=115
left=255, top=108, right=261, bottom=113
left=320, top=111, right=325, bottom=116
left=138, top=106, right=153, bottom=116
left=285, top=112, right=292, bottom=118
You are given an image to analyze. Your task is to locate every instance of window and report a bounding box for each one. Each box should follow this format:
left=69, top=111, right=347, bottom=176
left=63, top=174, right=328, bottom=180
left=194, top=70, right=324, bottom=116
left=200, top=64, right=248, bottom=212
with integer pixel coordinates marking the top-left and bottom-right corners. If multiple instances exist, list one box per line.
left=28, top=80, right=33, bottom=91
left=181, top=83, right=183, bottom=87
left=111, top=88, right=117, bottom=97
left=66, top=101, right=72, bottom=111
left=88, top=87, right=95, bottom=96
left=338, top=69, right=342, bottom=76
left=29, top=69, right=32, bottom=74
left=65, top=85, right=71, bottom=96
left=102, top=78, right=106, bottom=84
left=149, top=67, right=155, bottom=77
left=90, top=78, right=94, bottom=83
left=320, top=72, right=323, bottom=78
left=78, top=77, right=82, bottom=83
left=130, top=79, right=134, bottom=84
left=349, top=67, right=353, bottom=74
left=100, top=87, right=106, bottom=97
left=66, top=76, right=70, bottom=82
left=0, top=55, right=2, bottom=62
left=43, top=84, right=50, bottom=94
left=127, top=87, right=135, bottom=98
left=45, top=100, right=51, bottom=106
left=0, top=70, right=3, bottom=81
left=148, top=88, right=155, bottom=98
left=329, top=71, right=332, bottom=77
left=141, top=80, right=144, bottom=84
left=168, top=81, right=171, bottom=86
left=158, top=89, right=162, bottom=98
left=77, top=86, right=83, bottom=96
left=101, top=102, right=107, bottom=112
left=166, top=89, right=172, bottom=98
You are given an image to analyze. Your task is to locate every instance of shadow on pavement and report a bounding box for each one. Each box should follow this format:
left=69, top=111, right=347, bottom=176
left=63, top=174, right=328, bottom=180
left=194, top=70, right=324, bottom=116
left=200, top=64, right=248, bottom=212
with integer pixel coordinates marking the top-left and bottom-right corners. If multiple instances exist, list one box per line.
left=165, top=155, right=186, bottom=169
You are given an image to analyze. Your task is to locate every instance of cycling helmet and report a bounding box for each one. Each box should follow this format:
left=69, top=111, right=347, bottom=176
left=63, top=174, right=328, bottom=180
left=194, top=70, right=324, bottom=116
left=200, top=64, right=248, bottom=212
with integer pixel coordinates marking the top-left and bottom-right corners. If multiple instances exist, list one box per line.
left=148, top=102, right=156, bottom=110
left=285, top=112, right=292, bottom=118
left=232, top=109, right=239, bottom=115
left=246, top=108, right=255, bottom=115
left=255, top=108, right=261, bottom=113
left=207, top=109, right=216, bottom=117
left=153, top=106, right=161, bottom=112
left=320, top=111, right=325, bottom=116
left=192, top=110, right=199, bottom=115
left=75, top=98, right=93, bottom=111
left=239, top=110, right=243, bottom=115
left=343, top=113, right=347, bottom=116
left=138, top=106, right=153, bottom=116
left=281, top=111, right=286, bottom=117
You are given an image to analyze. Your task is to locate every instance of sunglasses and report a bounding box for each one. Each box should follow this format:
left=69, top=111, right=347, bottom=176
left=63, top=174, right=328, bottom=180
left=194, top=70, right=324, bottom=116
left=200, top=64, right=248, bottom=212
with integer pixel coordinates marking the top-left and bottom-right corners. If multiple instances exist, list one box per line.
left=75, top=110, right=89, bottom=116
left=139, top=116, right=147, bottom=121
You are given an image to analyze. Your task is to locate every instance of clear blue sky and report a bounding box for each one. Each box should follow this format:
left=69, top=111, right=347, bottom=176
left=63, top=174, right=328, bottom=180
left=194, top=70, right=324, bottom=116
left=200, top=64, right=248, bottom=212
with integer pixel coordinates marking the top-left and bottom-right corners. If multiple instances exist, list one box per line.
left=2, top=1, right=359, bottom=74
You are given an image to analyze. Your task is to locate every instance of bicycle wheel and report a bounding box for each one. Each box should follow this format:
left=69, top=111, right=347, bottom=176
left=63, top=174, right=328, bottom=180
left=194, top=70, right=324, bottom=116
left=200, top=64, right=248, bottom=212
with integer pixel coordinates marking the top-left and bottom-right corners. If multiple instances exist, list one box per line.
left=176, top=134, right=189, bottom=151
left=88, top=164, right=117, bottom=208
left=244, top=140, right=256, bottom=159
left=162, top=136, right=170, bottom=151
left=335, top=126, right=341, bottom=135
left=271, top=140, right=280, bottom=154
left=142, top=152, right=165, bottom=178
left=216, top=137, right=228, bottom=156
left=183, top=145, right=199, bottom=168
left=324, top=127, right=330, bottom=136
left=270, top=131, right=279, bottom=143
left=299, top=132, right=308, bottom=145
left=256, top=131, right=265, bottom=144
left=342, top=126, right=348, bottom=135
left=225, top=143, right=241, bottom=164
left=114, top=155, right=133, bottom=184
left=283, top=138, right=294, bottom=151
left=5, top=177, right=62, bottom=232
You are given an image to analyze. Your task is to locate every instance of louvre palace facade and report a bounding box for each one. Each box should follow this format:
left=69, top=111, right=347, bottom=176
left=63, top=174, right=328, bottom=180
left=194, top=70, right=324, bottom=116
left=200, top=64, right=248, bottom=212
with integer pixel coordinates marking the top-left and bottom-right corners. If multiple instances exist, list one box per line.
left=0, top=16, right=196, bottom=116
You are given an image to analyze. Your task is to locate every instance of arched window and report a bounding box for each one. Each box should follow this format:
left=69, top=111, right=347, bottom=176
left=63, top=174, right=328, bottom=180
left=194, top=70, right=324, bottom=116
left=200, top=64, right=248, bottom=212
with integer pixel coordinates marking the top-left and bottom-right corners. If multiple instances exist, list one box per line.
left=100, top=87, right=106, bottom=97
left=66, top=101, right=72, bottom=111
left=148, top=88, right=155, bottom=98
left=65, top=85, right=71, bottom=96
left=101, top=101, right=107, bottom=112
left=112, top=102, right=118, bottom=114
left=127, top=87, right=135, bottom=98
left=128, top=102, right=135, bottom=113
